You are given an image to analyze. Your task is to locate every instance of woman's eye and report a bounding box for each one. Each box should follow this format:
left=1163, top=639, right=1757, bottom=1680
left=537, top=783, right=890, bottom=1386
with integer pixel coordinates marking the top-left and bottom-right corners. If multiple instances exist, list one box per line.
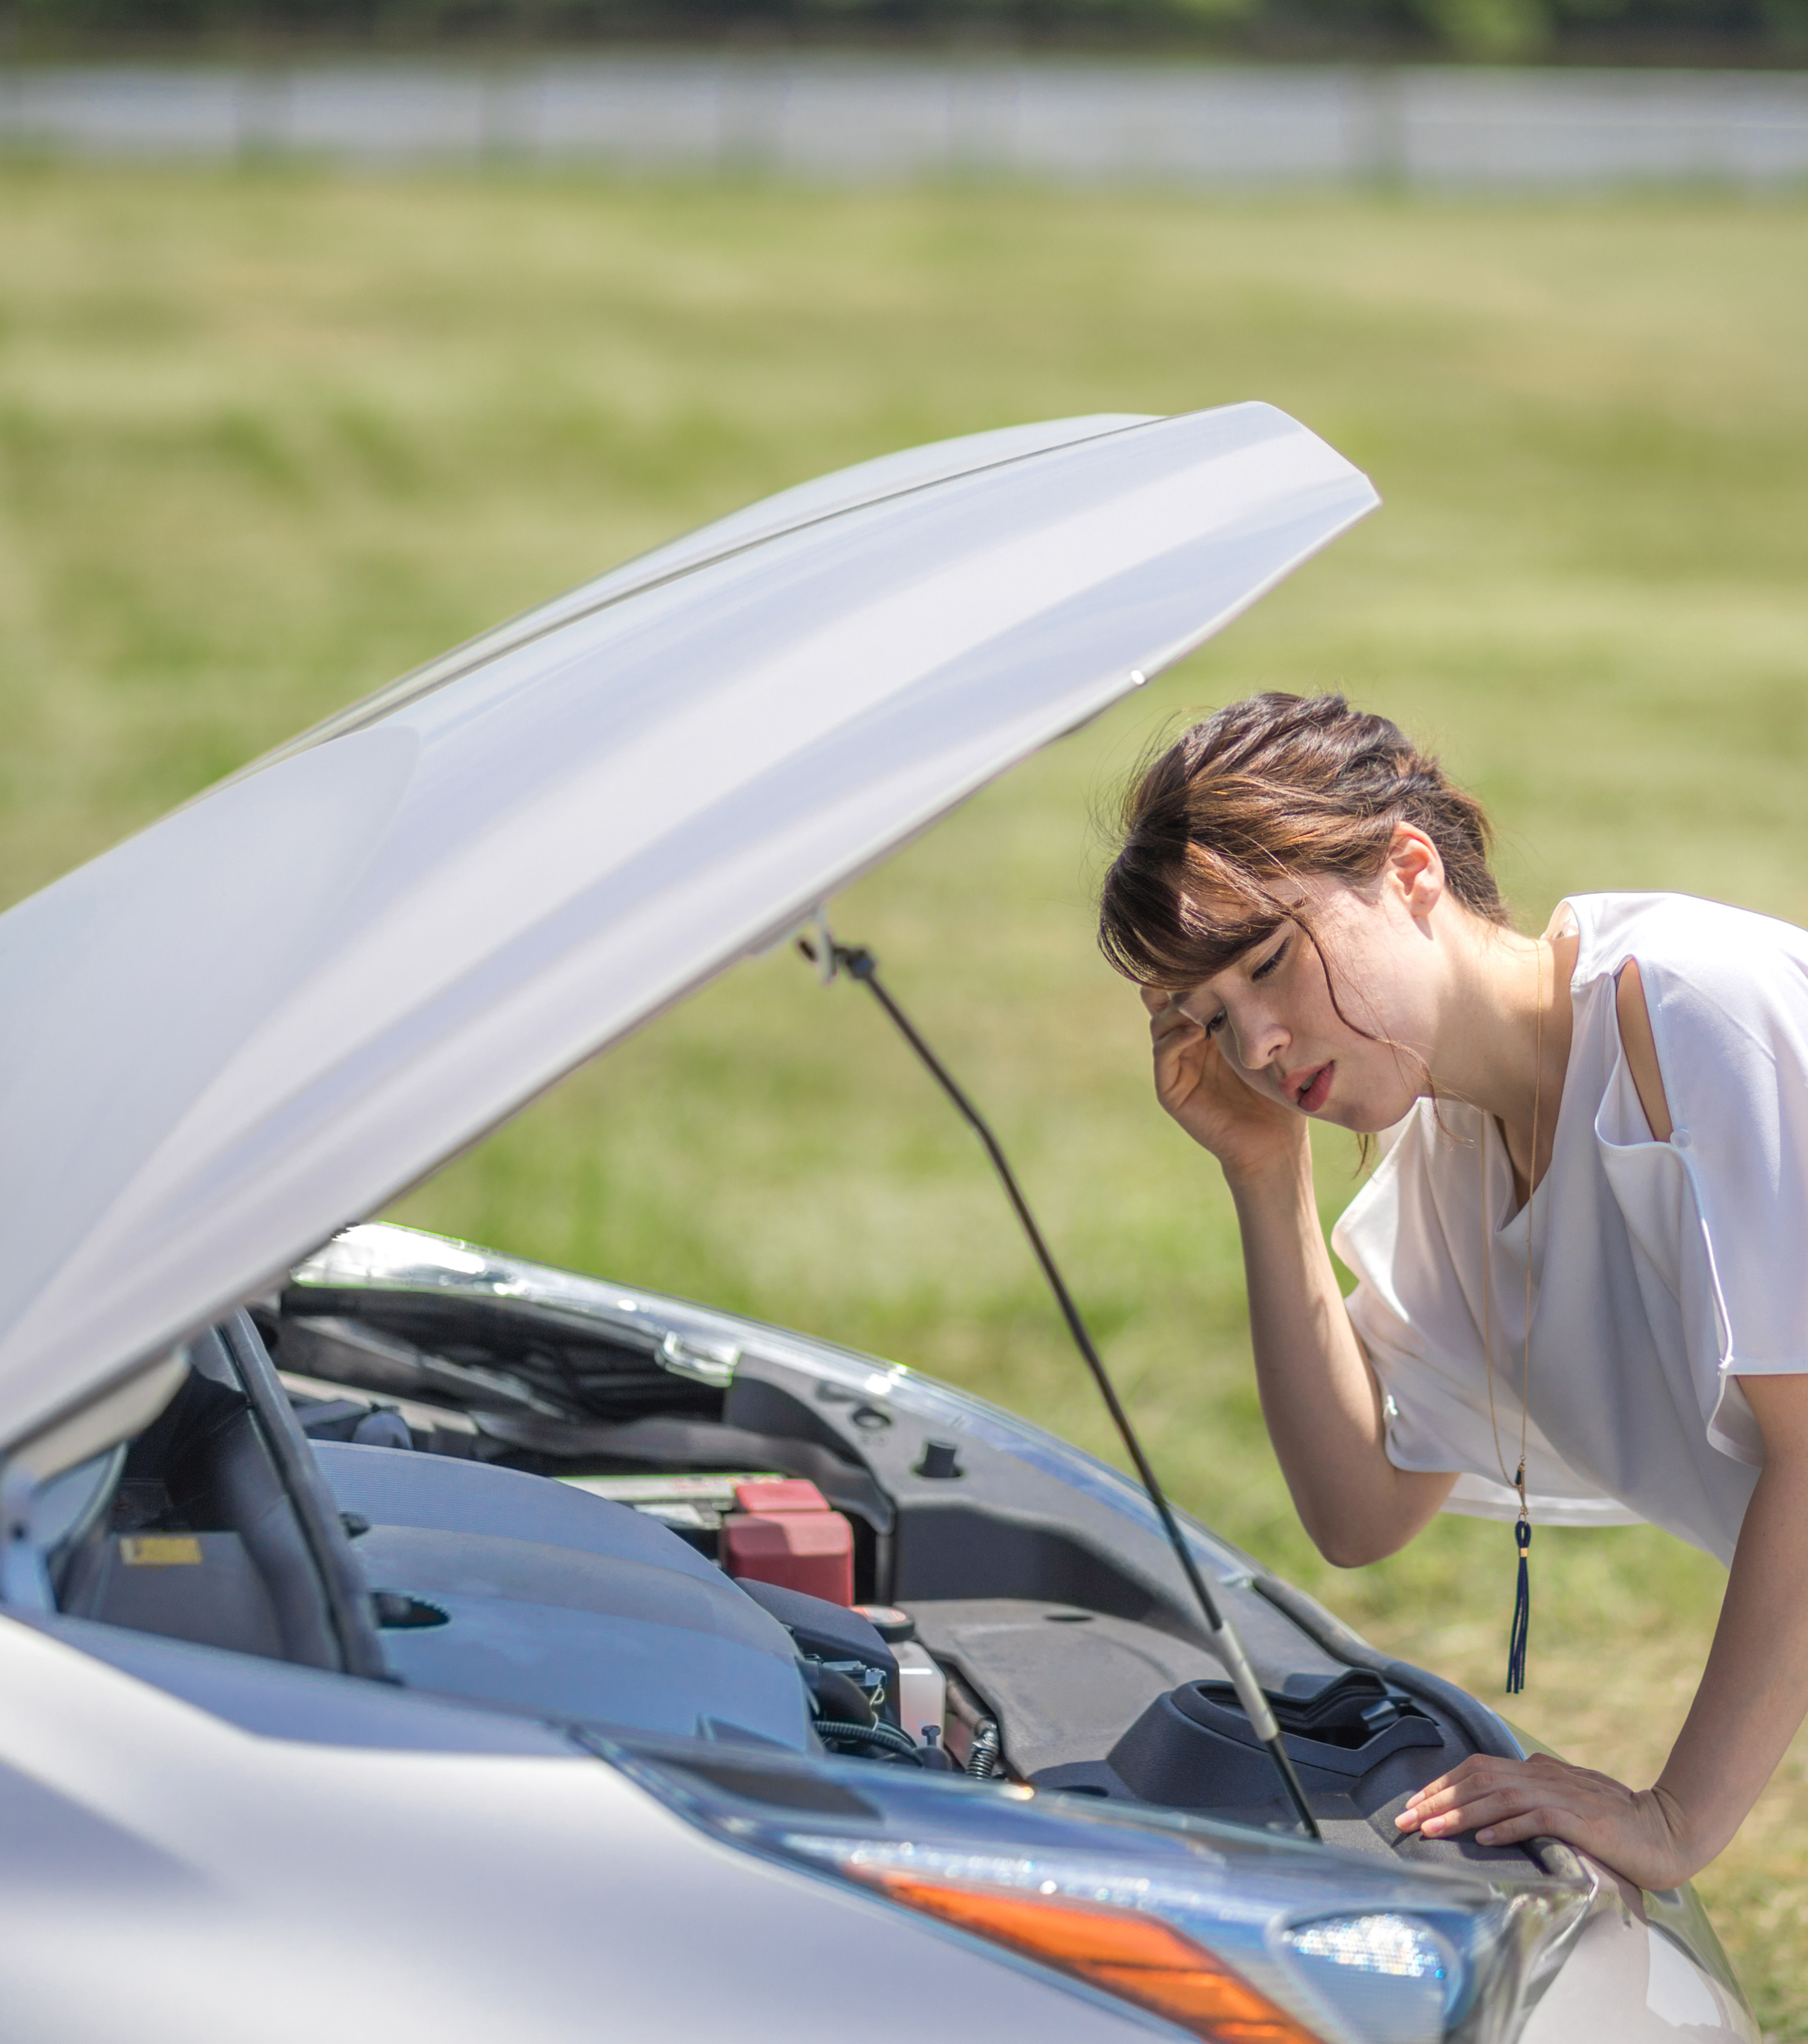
left=1250, top=939, right=1290, bottom=984
left=1203, top=1011, right=1227, bottom=1036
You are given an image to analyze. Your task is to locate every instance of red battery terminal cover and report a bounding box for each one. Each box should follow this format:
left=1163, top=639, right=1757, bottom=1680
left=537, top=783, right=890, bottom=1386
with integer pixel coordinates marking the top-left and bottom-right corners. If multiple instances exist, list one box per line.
left=722, top=1478, right=854, bottom=1607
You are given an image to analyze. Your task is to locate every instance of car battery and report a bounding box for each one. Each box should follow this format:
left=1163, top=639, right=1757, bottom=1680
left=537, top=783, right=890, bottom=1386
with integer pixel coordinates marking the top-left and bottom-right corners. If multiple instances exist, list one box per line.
left=559, top=1471, right=785, bottom=1558
left=721, top=1477, right=854, bottom=1606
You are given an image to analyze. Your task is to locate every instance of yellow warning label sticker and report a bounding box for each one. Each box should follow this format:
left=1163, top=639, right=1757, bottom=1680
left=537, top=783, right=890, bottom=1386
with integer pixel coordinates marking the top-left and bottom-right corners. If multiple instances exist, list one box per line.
left=120, top=1535, right=203, bottom=1567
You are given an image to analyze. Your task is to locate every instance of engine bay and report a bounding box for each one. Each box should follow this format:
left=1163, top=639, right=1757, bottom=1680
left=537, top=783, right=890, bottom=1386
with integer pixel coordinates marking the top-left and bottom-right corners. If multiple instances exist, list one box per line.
left=32, top=1232, right=1535, bottom=1871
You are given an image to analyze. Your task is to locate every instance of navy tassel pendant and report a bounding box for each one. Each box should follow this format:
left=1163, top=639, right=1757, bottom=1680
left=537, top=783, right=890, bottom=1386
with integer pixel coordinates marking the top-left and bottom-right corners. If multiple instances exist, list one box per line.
left=1506, top=1514, right=1532, bottom=1694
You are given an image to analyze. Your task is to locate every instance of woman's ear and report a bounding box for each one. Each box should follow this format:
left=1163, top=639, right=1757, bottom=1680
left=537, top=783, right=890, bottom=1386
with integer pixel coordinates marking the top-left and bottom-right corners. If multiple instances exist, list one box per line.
left=1386, top=824, right=1445, bottom=920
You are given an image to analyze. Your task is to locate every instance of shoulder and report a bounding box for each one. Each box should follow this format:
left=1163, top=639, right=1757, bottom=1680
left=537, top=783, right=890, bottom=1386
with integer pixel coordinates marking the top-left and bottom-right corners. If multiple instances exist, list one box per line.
left=1566, top=891, right=1808, bottom=978
left=1565, top=896, right=1808, bottom=1150
left=1567, top=891, right=1808, bottom=1026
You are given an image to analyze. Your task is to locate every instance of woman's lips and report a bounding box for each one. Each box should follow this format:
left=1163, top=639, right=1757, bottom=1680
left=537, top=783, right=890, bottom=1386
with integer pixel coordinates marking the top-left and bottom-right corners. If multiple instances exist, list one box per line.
left=1295, top=1063, right=1334, bottom=1113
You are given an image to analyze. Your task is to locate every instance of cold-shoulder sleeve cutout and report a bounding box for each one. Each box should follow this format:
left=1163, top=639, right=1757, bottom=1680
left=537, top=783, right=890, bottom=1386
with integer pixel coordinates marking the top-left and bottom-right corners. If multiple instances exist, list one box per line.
left=1615, top=959, right=1673, bottom=1144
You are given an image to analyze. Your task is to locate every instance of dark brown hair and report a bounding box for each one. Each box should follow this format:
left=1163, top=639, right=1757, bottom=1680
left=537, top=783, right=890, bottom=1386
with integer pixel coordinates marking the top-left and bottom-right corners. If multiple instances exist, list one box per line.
left=1098, top=693, right=1507, bottom=990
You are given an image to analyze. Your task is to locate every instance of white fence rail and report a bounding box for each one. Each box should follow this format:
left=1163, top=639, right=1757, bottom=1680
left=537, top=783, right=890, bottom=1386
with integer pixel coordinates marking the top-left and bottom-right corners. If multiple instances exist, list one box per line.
left=3, top=58, right=1806, bottom=188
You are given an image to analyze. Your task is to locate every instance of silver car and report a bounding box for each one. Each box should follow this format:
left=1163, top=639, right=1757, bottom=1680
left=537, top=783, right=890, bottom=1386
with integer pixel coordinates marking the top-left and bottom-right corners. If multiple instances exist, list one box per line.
left=0, top=404, right=1754, bottom=2042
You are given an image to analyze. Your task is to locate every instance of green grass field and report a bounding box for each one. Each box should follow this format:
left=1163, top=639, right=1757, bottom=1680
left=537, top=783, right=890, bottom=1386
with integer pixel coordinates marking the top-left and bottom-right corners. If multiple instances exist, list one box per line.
left=3, top=161, right=1806, bottom=2030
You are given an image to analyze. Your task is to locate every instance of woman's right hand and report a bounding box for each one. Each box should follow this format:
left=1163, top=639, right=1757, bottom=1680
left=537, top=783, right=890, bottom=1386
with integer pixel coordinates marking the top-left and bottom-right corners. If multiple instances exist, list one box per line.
left=1142, top=986, right=1305, bottom=1185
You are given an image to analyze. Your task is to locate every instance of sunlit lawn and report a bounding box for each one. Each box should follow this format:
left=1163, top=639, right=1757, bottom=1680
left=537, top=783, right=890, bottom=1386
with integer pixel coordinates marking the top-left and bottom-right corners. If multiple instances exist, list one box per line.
left=2, top=161, right=1806, bottom=2029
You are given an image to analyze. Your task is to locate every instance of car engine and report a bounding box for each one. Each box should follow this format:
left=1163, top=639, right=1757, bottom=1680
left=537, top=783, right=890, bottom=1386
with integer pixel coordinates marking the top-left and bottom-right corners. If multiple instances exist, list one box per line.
left=34, top=1227, right=1538, bottom=1872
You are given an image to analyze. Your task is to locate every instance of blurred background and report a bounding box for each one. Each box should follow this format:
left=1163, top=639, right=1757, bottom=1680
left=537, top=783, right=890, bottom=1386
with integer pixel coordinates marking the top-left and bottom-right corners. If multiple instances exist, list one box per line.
left=7, top=0, right=1808, bottom=68
left=1, top=13, right=1805, bottom=2031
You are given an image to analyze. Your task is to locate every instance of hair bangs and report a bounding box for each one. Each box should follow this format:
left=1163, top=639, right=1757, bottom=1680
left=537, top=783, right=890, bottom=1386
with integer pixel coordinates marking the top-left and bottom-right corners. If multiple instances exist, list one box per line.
left=1098, top=850, right=1287, bottom=992
left=1098, top=693, right=1508, bottom=996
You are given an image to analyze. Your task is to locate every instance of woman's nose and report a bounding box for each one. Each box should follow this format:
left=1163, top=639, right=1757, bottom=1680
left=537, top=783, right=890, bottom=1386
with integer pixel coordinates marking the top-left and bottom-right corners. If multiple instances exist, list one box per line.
left=1231, top=1009, right=1289, bottom=1073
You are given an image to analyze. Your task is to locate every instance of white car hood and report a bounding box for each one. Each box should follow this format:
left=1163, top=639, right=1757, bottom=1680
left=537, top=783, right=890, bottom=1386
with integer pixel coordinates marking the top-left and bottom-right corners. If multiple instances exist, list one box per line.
left=0, top=404, right=1376, bottom=1453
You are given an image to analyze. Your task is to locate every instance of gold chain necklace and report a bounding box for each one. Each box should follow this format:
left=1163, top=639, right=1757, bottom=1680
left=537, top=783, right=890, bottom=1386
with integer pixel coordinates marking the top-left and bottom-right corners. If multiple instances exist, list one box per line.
left=1481, top=936, right=1545, bottom=1694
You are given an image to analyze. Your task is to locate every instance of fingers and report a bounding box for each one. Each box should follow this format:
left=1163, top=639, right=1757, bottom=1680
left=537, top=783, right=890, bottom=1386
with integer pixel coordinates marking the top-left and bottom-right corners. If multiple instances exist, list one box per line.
left=1146, top=996, right=1201, bottom=1042
left=1472, top=1806, right=1575, bottom=1848
left=1141, top=984, right=1206, bottom=1034
left=1396, top=1756, right=1569, bottom=1840
left=1397, top=1757, right=1689, bottom=1888
left=1416, top=1787, right=1551, bottom=1841
left=1393, top=1762, right=1467, bottom=1828
left=1152, top=1012, right=1204, bottom=1060
left=1395, top=1755, right=1610, bottom=1848
left=1136, top=979, right=1301, bottom=1168
left=1146, top=990, right=1206, bottom=1090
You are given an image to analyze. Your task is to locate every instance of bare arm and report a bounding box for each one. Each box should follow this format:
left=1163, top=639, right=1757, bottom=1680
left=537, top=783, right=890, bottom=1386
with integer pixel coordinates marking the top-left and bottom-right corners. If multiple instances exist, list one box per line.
left=1399, top=965, right=1808, bottom=1885
left=1397, top=1373, right=1808, bottom=1887
left=1146, top=990, right=1454, bottom=1568
left=1657, top=1375, right=1808, bottom=1861
left=1232, top=1147, right=1455, bottom=1565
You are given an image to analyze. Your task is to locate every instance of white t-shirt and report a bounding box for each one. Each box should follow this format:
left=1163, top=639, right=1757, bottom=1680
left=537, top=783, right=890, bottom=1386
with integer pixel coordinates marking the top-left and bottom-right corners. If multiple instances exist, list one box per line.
left=1332, top=891, right=1808, bottom=1567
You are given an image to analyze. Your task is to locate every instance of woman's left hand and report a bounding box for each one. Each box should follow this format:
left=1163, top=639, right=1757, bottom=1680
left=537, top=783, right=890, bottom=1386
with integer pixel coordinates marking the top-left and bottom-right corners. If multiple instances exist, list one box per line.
left=1395, top=1753, right=1694, bottom=1890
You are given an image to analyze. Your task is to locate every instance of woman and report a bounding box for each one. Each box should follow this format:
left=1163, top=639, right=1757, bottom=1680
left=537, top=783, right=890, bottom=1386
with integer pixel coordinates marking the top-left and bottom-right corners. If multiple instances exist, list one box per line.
left=1097, top=692, right=1808, bottom=1890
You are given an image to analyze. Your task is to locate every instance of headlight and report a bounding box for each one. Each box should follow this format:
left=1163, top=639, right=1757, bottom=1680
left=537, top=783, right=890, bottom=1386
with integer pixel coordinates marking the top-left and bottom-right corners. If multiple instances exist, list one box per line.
left=597, top=1735, right=1591, bottom=2044
left=1282, top=1913, right=1459, bottom=2043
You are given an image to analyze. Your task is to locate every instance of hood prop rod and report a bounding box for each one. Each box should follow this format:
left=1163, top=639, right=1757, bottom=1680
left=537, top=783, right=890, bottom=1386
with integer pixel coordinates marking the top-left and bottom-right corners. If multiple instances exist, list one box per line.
left=800, top=931, right=1321, bottom=1844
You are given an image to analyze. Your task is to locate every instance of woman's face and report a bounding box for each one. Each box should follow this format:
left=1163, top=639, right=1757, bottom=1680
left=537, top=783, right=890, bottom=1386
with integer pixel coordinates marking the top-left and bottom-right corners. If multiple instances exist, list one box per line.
left=1174, top=861, right=1444, bottom=1134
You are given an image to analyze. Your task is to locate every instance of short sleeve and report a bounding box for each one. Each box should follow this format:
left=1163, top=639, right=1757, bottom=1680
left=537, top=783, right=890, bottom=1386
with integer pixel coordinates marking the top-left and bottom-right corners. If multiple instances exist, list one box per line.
left=1641, top=907, right=1808, bottom=1438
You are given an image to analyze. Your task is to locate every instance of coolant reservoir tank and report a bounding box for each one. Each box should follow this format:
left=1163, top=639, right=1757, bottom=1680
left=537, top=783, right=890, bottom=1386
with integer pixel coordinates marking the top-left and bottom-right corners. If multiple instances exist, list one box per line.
left=890, top=1643, right=944, bottom=1741
left=853, top=1606, right=946, bottom=1747
left=857, top=1594, right=951, bottom=1741
left=894, top=1640, right=946, bottom=1746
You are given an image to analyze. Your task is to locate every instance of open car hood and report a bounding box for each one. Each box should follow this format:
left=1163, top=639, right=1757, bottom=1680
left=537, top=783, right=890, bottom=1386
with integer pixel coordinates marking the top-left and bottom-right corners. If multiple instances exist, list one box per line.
left=0, top=404, right=1376, bottom=1453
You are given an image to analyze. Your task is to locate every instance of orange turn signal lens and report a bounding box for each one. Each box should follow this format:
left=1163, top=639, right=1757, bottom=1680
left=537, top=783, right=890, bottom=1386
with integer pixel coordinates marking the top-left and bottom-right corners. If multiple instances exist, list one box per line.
left=861, top=1871, right=1325, bottom=2044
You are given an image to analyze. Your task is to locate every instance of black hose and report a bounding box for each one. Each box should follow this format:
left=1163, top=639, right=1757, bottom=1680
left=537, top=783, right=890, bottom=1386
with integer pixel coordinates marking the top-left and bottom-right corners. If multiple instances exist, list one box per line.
left=966, top=1718, right=1002, bottom=1778
left=815, top=1718, right=925, bottom=1764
